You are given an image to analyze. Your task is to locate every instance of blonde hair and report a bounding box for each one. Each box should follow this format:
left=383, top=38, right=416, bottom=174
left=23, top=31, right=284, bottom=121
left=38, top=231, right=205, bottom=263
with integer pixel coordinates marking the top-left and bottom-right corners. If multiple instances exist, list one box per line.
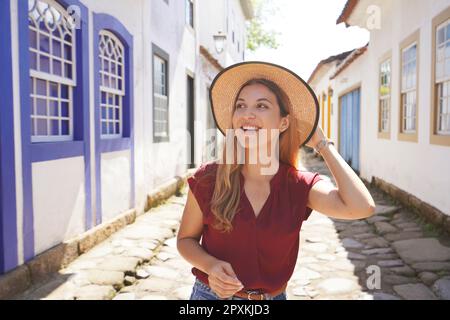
left=210, top=78, right=302, bottom=233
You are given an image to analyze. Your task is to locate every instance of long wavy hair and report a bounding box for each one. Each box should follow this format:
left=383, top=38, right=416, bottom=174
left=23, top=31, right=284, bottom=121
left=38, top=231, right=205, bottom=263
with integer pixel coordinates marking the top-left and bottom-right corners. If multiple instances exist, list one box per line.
left=209, top=78, right=302, bottom=233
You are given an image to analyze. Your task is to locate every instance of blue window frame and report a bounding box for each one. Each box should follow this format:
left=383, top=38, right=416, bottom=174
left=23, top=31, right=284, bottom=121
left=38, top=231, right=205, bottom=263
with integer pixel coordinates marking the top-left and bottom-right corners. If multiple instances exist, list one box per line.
left=98, top=31, right=125, bottom=139
left=19, top=0, right=90, bottom=163
left=28, top=0, right=76, bottom=143
left=93, top=13, right=134, bottom=225
left=93, top=13, right=133, bottom=153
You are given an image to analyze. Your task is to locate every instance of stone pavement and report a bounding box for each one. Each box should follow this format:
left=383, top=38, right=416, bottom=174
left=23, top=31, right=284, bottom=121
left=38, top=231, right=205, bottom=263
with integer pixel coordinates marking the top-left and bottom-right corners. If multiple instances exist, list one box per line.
left=14, top=151, right=450, bottom=300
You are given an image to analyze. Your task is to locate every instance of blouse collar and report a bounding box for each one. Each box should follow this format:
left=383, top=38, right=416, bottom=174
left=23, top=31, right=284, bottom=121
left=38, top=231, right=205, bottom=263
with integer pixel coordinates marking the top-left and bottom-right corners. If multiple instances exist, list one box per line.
left=239, top=161, right=287, bottom=191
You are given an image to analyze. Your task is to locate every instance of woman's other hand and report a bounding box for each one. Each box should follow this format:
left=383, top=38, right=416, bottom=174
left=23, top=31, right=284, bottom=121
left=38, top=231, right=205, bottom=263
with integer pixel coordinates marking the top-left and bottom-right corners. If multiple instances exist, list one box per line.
left=206, top=260, right=244, bottom=299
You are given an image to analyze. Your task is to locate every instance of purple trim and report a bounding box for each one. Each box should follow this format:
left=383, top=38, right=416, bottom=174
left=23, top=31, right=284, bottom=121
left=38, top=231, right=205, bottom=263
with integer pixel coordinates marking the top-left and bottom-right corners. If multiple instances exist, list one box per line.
left=18, top=0, right=91, bottom=261
left=0, top=0, right=19, bottom=274
left=31, top=141, right=84, bottom=162
left=99, top=138, right=131, bottom=153
left=93, top=13, right=135, bottom=225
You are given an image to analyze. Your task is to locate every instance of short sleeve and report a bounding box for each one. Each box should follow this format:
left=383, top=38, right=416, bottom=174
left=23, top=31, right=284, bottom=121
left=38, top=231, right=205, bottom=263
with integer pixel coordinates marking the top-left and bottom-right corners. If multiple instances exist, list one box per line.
left=187, top=162, right=217, bottom=223
left=296, top=170, right=322, bottom=222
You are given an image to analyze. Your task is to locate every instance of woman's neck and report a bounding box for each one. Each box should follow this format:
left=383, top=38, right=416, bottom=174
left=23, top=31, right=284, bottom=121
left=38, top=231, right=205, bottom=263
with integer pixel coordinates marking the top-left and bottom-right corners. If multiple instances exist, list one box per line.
left=241, top=158, right=280, bottom=182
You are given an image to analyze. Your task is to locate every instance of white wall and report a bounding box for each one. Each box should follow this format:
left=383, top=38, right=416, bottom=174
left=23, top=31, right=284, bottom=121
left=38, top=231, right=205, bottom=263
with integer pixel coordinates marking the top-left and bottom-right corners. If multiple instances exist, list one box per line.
left=101, top=150, right=131, bottom=222
left=32, top=157, right=86, bottom=255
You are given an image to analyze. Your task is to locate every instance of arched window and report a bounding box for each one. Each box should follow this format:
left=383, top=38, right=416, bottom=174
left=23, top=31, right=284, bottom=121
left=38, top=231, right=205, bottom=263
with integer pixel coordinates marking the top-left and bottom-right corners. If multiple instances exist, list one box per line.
left=28, top=0, right=76, bottom=142
left=98, top=31, right=125, bottom=138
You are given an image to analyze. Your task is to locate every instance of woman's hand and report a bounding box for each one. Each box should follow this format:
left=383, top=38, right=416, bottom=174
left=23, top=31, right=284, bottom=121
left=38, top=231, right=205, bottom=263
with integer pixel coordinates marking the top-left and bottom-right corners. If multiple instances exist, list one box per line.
left=206, top=260, right=244, bottom=299
left=305, top=125, right=326, bottom=149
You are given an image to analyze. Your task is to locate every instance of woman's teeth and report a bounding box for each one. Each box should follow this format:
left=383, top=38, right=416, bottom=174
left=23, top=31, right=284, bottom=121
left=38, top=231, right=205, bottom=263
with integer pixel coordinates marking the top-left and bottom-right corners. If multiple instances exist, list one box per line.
left=242, top=126, right=259, bottom=131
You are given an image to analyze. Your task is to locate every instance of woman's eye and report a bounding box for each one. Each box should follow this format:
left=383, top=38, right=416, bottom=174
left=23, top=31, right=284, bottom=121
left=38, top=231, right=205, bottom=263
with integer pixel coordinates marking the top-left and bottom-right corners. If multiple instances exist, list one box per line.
left=236, top=104, right=244, bottom=109
left=257, top=104, right=268, bottom=109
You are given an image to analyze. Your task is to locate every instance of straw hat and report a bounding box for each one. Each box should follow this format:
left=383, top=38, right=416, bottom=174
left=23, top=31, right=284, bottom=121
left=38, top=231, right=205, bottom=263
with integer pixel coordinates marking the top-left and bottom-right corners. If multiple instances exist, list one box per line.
left=209, top=61, right=320, bottom=147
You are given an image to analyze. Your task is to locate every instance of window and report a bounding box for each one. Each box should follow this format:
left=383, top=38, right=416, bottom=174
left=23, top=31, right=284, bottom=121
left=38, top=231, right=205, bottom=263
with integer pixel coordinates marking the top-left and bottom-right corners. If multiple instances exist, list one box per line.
left=401, top=44, right=417, bottom=133
left=153, top=46, right=169, bottom=142
left=99, top=31, right=125, bottom=139
left=431, top=7, right=450, bottom=146
left=379, top=58, right=391, bottom=136
left=435, top=20, right=450, bottom=135
left=399, top=30, right=419, bottom=142
left=186, top=0, right=194, bottom=28
left=28, top=0, right=75, bottom=142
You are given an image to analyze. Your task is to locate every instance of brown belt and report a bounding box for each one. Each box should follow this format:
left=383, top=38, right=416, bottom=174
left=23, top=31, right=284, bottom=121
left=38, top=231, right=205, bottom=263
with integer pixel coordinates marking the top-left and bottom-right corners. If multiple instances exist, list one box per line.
left=198, top=278, right=287, bottom=300
left=233, top=283, right=288, bottom=300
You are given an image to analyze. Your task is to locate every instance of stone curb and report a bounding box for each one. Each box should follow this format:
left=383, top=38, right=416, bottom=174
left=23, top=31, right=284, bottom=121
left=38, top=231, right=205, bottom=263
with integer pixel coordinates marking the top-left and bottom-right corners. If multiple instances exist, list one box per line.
left=145, top=170, right=193, bottom=211
left=0, top=170, right=194, bottom=300
left=372, top=176, right=449, bottom=234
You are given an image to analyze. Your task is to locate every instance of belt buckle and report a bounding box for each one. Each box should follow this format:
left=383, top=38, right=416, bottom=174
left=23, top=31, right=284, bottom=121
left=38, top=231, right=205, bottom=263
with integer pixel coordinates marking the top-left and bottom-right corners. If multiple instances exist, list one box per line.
left=247, top=290, right=265, bottom=300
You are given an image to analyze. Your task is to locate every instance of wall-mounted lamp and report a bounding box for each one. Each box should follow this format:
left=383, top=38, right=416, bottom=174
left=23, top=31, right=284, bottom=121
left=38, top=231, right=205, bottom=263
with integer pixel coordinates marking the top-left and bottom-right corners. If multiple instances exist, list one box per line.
left=213, top=31, right=227, bottom=54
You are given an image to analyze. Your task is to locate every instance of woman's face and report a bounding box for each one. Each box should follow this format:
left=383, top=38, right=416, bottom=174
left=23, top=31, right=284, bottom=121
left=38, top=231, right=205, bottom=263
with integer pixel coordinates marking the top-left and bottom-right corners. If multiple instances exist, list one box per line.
left=232, top=83, right=289, bottom=152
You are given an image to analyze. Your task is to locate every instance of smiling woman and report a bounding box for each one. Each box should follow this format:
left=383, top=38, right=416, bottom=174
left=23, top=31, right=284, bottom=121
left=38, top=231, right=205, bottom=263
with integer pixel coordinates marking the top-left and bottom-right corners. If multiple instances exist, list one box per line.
left=177, top=61, right=375, bottom=301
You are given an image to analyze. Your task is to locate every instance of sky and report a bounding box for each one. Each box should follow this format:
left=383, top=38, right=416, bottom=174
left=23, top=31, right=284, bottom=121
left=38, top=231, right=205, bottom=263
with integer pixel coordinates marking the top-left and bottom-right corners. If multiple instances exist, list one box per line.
left=246, top=0, right=370, bottom=80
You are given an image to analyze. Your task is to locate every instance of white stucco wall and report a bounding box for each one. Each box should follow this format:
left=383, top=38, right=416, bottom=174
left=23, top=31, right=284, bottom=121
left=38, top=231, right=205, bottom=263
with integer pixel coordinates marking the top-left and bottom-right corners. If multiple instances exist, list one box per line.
left=32, top=157, right=86, bottom=255
left=101, top=150, right=131, bottom=222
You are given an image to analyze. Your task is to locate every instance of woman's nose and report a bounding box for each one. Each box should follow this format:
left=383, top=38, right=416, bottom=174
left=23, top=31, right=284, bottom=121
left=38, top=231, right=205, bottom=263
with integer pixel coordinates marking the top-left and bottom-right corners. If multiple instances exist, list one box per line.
left=241, top=108, right=256, bottom=118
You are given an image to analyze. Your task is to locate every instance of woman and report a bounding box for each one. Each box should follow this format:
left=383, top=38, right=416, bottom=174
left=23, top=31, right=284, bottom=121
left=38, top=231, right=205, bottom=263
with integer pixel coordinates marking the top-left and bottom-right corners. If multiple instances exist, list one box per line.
left=177, top=62, right=375, bottom=300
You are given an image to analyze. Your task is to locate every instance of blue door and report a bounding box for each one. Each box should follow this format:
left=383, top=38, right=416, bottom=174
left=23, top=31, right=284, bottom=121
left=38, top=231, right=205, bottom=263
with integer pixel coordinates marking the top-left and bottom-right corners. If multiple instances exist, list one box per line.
left=339, top=89, right=360, bottom=173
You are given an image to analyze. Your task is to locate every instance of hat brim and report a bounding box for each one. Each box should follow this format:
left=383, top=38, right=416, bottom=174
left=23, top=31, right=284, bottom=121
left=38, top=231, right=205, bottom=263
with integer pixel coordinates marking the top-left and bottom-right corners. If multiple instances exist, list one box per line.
left=209, top=61, right=320, bottom=147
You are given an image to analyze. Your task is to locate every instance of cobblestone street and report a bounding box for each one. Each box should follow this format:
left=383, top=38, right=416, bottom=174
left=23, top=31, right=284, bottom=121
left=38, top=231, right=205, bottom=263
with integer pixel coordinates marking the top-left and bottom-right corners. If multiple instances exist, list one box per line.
left=15, top=151, right=450, bottom=300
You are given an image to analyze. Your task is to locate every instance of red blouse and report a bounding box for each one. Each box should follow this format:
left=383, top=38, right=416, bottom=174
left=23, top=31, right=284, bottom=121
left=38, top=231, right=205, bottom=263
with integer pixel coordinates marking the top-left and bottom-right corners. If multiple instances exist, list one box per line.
left=187, top=161, right=322, bottom=293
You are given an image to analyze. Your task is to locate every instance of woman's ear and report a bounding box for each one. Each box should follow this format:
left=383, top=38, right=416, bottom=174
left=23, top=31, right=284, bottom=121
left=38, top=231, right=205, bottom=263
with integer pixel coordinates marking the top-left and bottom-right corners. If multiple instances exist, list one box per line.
left=280, top=116, right=289, bottom=133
